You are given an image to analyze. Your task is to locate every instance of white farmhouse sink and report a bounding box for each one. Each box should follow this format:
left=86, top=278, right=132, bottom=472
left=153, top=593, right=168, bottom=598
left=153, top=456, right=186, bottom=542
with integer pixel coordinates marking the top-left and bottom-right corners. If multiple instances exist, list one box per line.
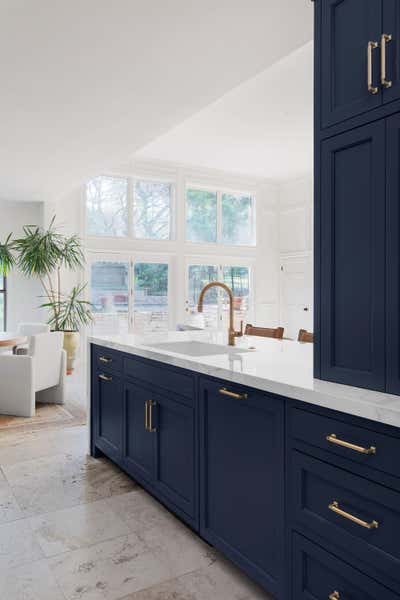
left=144, top=340, right=253, bottom=357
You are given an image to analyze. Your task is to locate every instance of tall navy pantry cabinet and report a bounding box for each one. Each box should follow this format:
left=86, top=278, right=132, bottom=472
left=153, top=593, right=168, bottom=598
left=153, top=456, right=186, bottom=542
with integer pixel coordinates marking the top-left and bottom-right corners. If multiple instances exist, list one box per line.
left=315, top=0, right=400, bottom=394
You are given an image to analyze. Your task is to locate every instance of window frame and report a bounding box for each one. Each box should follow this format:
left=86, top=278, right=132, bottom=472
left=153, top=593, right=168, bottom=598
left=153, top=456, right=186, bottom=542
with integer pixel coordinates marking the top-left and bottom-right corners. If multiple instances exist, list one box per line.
left=85, top=175, right=176, bottom=242
left=86, top=250, right=173, bottom=334
left=184, top=255, right=255, bottom=329
left=0, top=276, right=6, bottom=331
left=184, top=184, right=256, bottom=247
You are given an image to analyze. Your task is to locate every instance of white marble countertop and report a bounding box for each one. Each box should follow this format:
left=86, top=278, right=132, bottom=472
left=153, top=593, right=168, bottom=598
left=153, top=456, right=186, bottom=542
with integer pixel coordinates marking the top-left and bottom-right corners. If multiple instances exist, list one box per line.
left=89, top=330, right=400, bottom=429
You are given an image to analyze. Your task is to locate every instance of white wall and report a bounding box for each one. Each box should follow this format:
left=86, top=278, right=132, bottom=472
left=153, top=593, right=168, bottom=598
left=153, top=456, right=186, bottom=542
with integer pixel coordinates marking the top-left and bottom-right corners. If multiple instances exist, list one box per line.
left=277, top=175, right=313, bottom=337
left=0, top=201, right=45, bottom=331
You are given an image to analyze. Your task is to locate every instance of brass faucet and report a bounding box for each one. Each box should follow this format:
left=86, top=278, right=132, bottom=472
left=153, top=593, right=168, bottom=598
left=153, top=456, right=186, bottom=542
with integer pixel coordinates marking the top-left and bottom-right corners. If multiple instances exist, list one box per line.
left=197, top=281, right=243, bottom=346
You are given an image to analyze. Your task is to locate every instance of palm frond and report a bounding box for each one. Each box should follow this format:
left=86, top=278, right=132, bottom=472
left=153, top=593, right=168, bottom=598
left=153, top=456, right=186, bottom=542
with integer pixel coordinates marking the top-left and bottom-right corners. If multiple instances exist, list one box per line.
left=40, top=284, right=93, bottom=331
left=0, top=233, right=16, bottom=276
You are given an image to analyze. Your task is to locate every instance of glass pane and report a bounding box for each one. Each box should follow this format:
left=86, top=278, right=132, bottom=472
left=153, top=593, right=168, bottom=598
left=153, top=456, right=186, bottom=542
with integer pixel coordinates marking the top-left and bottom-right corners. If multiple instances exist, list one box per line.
left=222, top=194, right=254, bottom=245
left=188, top=264, right=218, bottom=329
left=134, top=263, right=168, bottom=334
left=90, top=261, right=129, bottom=334
left=222, top=266, right=250, bottom=329
left=134, top=181, right=171, bottom=240
left=186, top=189, right=217, bottom=243
left=0, top=292, right=4, bottom=331
left=86, top=176, right=128, bottom=237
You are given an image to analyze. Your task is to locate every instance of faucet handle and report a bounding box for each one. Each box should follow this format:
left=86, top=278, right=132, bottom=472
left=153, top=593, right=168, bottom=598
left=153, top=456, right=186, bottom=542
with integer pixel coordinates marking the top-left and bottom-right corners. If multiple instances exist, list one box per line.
left=235, top=320, right=244, bottom=337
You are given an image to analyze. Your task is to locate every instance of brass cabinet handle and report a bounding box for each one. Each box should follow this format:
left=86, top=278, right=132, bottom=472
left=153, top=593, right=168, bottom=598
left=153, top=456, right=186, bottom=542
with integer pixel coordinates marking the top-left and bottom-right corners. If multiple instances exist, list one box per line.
left=148, top=400, right=157, bottom=433
left=99, top=356, right=112, bottom=363
left=328, top=501, right=379, bottom=530
left=381, top=33, right=393, bottom=88
left=219, top=387, right=248, bottom=400
left=368, top=40, right=379, bottom=94
left=99, top=373, right=112, bottom=383
left=329, top=592, right=340, bottom=600
left=326, top=433, right=376, bottom=455
left=144, top=400, right=149, bottom=431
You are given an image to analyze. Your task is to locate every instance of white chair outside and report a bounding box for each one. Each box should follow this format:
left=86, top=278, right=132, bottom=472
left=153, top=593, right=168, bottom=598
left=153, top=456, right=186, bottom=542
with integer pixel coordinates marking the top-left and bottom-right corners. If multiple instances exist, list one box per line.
left=0, top=331, right=66, bottom=417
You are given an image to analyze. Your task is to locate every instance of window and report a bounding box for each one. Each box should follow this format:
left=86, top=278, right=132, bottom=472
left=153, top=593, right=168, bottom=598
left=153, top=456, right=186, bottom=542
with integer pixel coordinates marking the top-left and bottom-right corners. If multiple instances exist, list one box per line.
left=222, top=193, right=254, bottom=245
left=186, top=261, right=252, bottom=331
left=89, top=256, right=169, bottom=335
left=90, top=261, right=129, bottom=334
left=86, top=176, right=128, bottom=237
left=186, top=189, right=217, bottom=243
left=186, top=188, right=255, bottom=245
left=134, top=262, right=169, bottom=334
left=0, top=276, right=6, bottom=331
left=134, top=180, right=172, bottom=240
left=86, top=176, right=173, bottom=239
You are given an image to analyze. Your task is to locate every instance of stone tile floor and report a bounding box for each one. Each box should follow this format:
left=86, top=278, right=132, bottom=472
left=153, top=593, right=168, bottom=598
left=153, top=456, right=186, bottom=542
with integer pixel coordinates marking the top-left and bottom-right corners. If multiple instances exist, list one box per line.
left=0, top=423, right=273, bottom=599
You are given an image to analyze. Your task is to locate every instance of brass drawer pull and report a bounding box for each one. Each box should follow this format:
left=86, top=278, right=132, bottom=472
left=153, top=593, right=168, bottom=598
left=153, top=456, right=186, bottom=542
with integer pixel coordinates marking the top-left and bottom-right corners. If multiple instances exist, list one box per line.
left=144, top=400, right=149, bottom=431
left=381, top=33, right=393, bottom=88
left=367, top=40, right=379, bottom=94
left=99, top=356, right=112, bottom=364
left=326, top=433, right=376, bottom=455
left=148, top=400, right=157, bottom=433
left=328, top=501, right=379, bottom=530
left=99, top=373, right=112, bottom=383
left=219, top=387, right=248, bottom=401
left=329, top=592, right=340, bottom=600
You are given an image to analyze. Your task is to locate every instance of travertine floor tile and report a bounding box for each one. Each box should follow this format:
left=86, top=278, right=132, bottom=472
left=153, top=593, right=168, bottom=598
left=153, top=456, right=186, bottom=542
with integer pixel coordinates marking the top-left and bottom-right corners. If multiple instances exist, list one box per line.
left=29, top=498, right=129, bottom=557
left=0, top=483, right=23, bottom=524
left=0, top=558, right=65, bottom=600
left=49, top=533, right=171, bottom=600
left=0, top=519, right=43, bottom=569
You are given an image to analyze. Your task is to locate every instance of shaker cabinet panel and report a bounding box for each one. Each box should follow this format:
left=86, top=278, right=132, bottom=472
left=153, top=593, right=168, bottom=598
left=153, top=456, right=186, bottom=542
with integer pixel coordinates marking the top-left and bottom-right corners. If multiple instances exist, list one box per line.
left=199, top=378, right=285, bottom=598
left=93, top=371, right=124, bottom=462
left=321, top=0, right=382, bottom=128
left=382, top=0, right=400, bottom=105
left=123, top=382, right=155, bottom=483
left=320, top=121, right=386, bottom=390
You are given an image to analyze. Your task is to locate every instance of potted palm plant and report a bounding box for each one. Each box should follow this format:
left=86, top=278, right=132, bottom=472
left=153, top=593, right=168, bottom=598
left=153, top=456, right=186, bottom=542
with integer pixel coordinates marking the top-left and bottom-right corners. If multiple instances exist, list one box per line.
left=1, top=218, right=92, bottom=373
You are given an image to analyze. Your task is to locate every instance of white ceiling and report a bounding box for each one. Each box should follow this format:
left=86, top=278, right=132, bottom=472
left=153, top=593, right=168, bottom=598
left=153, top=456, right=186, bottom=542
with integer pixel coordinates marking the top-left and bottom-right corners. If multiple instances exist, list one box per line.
left=0, top=0, right=312, bottom=203
left=136, top=42, right=314, bottom=182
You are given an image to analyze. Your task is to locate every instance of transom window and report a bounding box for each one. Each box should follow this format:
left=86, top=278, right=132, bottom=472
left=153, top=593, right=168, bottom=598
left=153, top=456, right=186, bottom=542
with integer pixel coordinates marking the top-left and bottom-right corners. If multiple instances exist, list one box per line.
left=86, top=176, right=173, bottom=240
left=0, top=276, right=6, bottom=330
left=186, top=187, right=255, bottom=246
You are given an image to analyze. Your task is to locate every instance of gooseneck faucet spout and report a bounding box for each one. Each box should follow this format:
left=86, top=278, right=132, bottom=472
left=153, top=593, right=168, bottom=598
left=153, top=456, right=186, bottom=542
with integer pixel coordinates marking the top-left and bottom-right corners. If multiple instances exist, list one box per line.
left=197, top=281, right=243, bottom=346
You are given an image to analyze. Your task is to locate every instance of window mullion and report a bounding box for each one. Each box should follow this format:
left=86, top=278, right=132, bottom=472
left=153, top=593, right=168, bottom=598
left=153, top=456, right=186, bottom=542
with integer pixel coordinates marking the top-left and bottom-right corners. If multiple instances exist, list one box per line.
left=129, top=178, right=135, bottom=239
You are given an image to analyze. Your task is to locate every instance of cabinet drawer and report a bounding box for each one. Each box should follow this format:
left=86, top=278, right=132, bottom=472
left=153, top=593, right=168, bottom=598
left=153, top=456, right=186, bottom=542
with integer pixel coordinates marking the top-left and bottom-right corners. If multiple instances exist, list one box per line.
left=289, top=406, right=400, bottom=479
left=124, top=356, right=194, bottom=402
left=290, top=451, right=400, bottom=584
left=93, top=345, right=123, bottom=374
left=292, top=533, right=398, bottom=600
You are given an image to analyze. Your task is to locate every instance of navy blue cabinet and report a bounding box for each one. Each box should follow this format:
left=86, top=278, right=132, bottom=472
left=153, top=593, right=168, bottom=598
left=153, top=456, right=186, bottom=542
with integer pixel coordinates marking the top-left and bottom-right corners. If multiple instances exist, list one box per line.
left=153, top=391, right=197, bottom=520
left=93, top=370, right=124, bottom=462
left=382, top=0, right=400, bottom=105
left=320, top=0, right=382, bottom=128
left=123, top=382, right=155, bottom=483
left=320, top=121, right=386, bottom=390
left=199, top=378, right=285, bottom=598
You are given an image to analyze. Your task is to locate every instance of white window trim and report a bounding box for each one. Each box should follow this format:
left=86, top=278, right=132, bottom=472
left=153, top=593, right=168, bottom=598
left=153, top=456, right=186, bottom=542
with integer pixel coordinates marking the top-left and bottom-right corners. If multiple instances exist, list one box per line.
left=184, top=183, right=256, bottom=247
left=86, top=249, right=174, bottom=333
left=85, top=174, right=176, bottom=243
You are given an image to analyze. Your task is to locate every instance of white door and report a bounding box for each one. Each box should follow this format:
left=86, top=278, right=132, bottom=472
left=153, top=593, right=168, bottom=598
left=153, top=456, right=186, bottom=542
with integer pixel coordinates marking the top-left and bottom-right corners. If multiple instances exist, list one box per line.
left=280, top=255, right=313, bottom=340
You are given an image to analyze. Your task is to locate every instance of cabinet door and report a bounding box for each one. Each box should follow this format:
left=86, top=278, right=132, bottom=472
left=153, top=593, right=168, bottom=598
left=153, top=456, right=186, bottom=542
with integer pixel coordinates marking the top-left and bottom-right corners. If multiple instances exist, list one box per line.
left=321, top=0, right=382, bottom=128
left=199, top=379, right=284, bottom=598
left=382, top=0, right=400, bottom=104
left=123, top=382, right=155, bottom=483
left=386, top=113, right=400, bottom=394
left=93, top=371, right=123, bottom=462
left=152, top=392, right=196, bottom=520
left=320, top=121, right=386, bottom=390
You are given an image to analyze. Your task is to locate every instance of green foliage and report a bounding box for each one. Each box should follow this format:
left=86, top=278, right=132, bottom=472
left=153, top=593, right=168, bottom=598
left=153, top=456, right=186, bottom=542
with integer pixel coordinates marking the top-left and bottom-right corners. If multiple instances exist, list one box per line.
left=134, top=263, right=168, bottom=296
left=41, top=284, right=93, bottom=332
left=3, top=216, right=91, bottom=331
left=0, top=233, right=16, bottom=277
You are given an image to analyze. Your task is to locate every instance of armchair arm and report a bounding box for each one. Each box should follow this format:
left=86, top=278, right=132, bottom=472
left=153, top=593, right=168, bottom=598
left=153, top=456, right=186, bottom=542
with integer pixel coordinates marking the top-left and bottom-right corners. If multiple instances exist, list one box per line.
left=0, top=355, right=35, bottom=417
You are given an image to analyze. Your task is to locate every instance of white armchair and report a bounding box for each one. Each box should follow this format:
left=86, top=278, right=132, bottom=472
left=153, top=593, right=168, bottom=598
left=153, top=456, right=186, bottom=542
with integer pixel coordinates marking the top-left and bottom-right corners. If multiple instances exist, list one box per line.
left=0, top=332, right=66, bottom=417
left=15, top=322, right=51, bottom=354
